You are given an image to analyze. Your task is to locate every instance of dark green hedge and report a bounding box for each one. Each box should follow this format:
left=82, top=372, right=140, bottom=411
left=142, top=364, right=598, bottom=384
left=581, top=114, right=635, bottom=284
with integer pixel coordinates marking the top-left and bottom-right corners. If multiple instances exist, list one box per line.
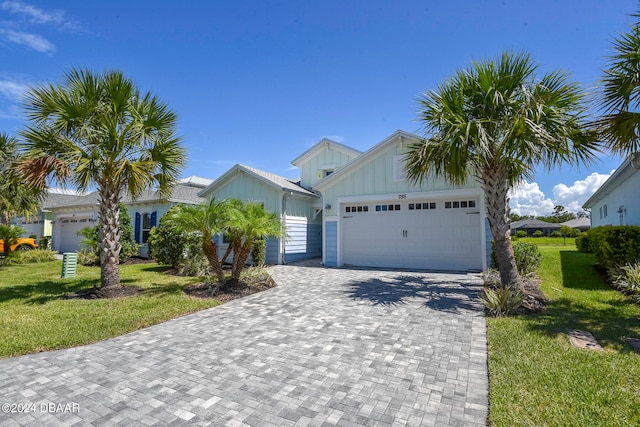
left=576, top=225, right=640, bottom=268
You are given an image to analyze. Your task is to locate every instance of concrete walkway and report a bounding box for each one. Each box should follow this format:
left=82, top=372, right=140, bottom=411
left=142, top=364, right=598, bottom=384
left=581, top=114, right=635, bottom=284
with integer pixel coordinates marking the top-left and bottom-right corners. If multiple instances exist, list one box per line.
left=0, top=262, right=488, bottom=426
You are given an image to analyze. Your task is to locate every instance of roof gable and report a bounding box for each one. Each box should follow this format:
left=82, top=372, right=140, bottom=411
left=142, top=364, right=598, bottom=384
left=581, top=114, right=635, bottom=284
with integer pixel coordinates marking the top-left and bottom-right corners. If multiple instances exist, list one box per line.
left=198, top=164, right=318, bottom=198
left=312, top=130, right=421, bottom=190
left=291, top=138, right=362, bottom=167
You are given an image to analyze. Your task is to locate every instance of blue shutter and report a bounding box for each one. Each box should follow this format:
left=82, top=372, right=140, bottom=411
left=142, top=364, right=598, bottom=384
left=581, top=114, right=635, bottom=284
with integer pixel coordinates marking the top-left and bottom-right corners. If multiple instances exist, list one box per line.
left=151, top=211, right=157, bottom=227
left=134, top=212, right=141, bottom=244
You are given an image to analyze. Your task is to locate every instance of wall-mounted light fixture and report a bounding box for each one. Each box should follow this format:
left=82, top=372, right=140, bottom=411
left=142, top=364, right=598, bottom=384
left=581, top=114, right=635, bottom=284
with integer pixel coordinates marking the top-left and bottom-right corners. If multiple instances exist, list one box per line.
left=325, top=204, right=331, bottom=209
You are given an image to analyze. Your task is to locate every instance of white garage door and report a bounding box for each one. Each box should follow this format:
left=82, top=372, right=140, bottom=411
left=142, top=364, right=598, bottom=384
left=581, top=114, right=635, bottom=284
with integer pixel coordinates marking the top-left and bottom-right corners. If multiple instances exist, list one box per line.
left=58, top=217, right=95, bottom=253
left=341, top=198, right=482, bottom=271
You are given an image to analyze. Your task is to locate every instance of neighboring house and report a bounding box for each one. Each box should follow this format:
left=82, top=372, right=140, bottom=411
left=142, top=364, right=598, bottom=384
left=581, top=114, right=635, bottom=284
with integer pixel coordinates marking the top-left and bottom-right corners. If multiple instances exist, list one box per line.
left=510, top=219, right=561, bottom=236
left=14, top=176, right=212, bottom=256
left=201, top=130, right=490, bottom=271
left=560, top=217, right=591, bottom=232
left=13, top=189, right=84, bottom=242
left=583, top=154, right=640, bottom=227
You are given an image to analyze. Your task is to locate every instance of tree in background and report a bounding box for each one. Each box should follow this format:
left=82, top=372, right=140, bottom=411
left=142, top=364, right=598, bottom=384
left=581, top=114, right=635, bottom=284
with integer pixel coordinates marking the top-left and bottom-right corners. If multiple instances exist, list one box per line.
left=20, top=69, right=185, bottom=289
left=405, top=51, right=600, bottom=289
left=0, top=133, right=45, bottom=225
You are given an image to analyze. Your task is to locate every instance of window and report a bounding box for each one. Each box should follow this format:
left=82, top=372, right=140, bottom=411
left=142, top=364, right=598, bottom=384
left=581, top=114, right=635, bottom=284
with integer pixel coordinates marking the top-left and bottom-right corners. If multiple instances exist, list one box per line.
left=346, top=205, right=368, bottom=213
left=603, top=204, right=608, bottom=218
left=375, top=204, right=401, bottom=212
left=141, top=213, right=152, bottom=244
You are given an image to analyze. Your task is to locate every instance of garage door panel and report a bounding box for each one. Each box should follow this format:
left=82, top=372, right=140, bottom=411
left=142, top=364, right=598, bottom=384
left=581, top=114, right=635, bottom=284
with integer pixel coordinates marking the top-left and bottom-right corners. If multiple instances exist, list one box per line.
left=341, top=199, right=482, bottom=271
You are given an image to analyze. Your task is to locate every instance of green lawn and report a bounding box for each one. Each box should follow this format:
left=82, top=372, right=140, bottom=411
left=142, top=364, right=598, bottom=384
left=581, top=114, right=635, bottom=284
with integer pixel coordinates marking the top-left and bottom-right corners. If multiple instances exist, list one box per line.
left=514, top=236, right=576, bottom=246
left=487, top=245, right=640, bottom=426
left=0, top=260, right=220, bottom=359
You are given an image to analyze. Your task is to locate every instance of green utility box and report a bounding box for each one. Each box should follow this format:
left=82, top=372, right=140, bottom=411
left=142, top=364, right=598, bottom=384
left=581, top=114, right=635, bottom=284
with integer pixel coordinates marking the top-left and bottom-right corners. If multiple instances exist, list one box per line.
left=61, top=252, right=78, bottom=278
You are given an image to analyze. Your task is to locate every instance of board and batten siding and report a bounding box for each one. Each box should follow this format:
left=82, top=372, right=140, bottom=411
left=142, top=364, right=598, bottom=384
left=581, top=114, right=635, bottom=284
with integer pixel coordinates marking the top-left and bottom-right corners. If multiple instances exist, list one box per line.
left=299, top=148, right=359, bottom=188
left=324, top=220, right=338, bottom=267
left=284, top=216, right=322, bottom=262
left=321, top=143, right=482, bottom=218
left=208, top=172, right=281, bottom=213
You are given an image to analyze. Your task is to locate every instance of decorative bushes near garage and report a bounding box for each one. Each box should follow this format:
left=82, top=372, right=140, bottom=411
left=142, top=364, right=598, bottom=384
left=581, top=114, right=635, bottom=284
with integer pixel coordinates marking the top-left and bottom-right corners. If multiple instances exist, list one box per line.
left=576, top=225, right=640, bottom=268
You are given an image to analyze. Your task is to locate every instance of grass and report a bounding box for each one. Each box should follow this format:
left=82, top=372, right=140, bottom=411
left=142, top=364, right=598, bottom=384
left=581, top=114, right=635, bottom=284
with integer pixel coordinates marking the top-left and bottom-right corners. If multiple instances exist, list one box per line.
left=487, top=245, right=640, bottom=426
left=0, top=260, right=220, bottom=359
left=514, top=236, right=576, bottom=246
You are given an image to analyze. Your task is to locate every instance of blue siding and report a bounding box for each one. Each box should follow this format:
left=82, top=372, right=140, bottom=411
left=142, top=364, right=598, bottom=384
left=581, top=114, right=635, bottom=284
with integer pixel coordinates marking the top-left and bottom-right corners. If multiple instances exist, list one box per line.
left=285, top=223, right=322, bottom=262
left=325, top=221, right=338, bottom=267
left=265, top=237, right=279, bottom=265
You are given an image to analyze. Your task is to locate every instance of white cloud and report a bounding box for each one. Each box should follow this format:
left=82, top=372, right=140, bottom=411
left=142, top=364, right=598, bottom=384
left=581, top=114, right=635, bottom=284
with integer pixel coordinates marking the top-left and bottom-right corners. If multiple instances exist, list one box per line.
left=552, top=171, right=613, bottom=212
left=0, top=27, right=55, bottom=53
left=0, top=1, right=83, bottom=53
left=509, top=181, right=555, bottom=216
left=1, top=1, right=64, bottom=26
left=0, top=78, right=29, bottom=100
left=508, top=172, right=614, bottom=217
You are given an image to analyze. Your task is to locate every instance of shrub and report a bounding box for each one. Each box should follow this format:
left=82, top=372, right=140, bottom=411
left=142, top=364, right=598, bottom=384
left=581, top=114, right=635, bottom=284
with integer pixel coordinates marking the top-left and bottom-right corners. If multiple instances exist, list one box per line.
left=179, top=251, right=209, bottom=277
left=0, top=249, right=57, bottom=265
left=39, top=236, right=51, bottom=250
left=490, top=241, right=543, bottom=278
left=147, top=205, right=203, bottom=270
left=481, top=285, right=525, bottom=317
left=576, top=233, right=592, bottom=253
left=578, top=226, right=640, bottom=268
left=613, top=262, right=640, bottom=303
left=251, top=237, right=266, bottom=266
left=77, top=249, right=99, bottom=266
left=532, top=230, right=544, bottom=237
left=550, top=231, right=562, bottom=238
left=515, top=230, right=528, bottom=238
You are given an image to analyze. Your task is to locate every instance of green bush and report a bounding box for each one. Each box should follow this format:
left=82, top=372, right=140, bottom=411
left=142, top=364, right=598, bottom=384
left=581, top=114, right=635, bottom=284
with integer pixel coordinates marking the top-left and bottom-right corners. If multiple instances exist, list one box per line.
left=550, top=231, right=562, bottom=238
left=481, top=285, right=525, bottom=317
left=575, top=233, right=592, bottom=253
left=0, top=249, right=57, bottom=265
left=39, top=236, right=51, bottom=250
left=613, top=262, right=640, bottom=303
left=577, top=226, right=640, bottom=268
left=515, top=230, right=528, bottom=238
left=251, top=237, right=266, bottom=266
left=491, top=241, right=543, bottom=278
left=532, top=230, right=544, bottom=237
left=148, top=205, right=203, bottom=270
left=77, top=249, right=98, bottom=266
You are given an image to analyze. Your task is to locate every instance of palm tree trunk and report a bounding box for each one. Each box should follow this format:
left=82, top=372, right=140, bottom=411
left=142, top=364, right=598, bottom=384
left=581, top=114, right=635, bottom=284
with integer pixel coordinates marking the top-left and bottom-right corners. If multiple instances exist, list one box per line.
left=203, top=237, right=225, bottom=282
left=231, top=242, right=251, bottom=282
left=98, top=184, right=122, bottom=288
left=482, top=168, right=522, bottom=289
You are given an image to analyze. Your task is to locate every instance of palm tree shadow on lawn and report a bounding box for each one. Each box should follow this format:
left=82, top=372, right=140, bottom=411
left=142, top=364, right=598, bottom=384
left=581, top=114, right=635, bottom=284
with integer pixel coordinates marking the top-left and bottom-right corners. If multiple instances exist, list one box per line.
left=344, top=274, right=483, bottom=312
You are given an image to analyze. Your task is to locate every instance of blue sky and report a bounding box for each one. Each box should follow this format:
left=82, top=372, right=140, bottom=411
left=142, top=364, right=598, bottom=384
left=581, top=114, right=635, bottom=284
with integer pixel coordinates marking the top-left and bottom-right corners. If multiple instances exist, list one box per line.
left=0, top=0, right=635, bottom=215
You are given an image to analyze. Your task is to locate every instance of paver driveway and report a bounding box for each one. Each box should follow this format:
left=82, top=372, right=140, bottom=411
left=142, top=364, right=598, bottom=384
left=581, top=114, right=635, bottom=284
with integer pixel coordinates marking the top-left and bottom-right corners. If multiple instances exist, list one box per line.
left=0, top=262, right=488, bottom=426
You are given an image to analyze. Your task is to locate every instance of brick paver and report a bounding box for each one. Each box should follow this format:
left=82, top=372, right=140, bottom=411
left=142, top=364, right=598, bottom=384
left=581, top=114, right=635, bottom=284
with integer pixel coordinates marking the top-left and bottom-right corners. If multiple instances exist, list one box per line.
left=0, top=261, right=488, bottom=426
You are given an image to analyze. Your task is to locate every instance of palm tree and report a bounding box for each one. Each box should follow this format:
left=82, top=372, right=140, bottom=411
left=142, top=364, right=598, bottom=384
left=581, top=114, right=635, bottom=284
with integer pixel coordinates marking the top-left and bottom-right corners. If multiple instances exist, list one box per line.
left=405, top=51, right=600, bottom=288
left=0, top=133, right=45, bottom=225
left=595, top=11, right=640, bottom=159
left=20, top=68, right=185, bottom=288
left=225, top=201, right=283, bottom=282
left=0, top=224, right=26, bottom=257
left=170, top=199, right=229, bottom=282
